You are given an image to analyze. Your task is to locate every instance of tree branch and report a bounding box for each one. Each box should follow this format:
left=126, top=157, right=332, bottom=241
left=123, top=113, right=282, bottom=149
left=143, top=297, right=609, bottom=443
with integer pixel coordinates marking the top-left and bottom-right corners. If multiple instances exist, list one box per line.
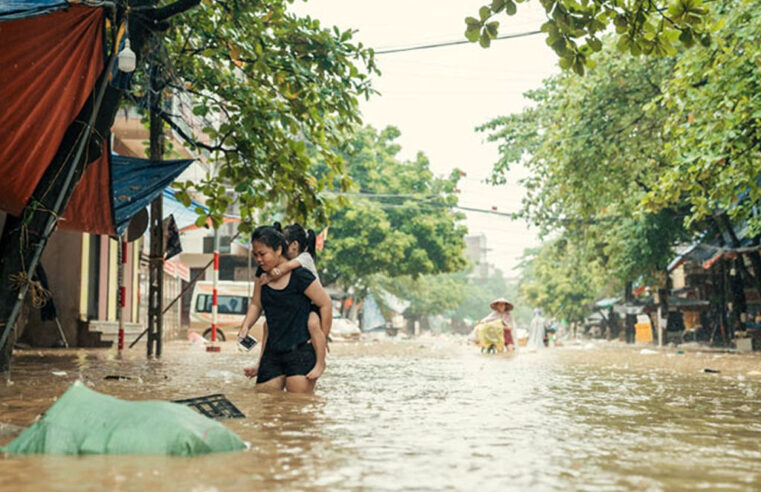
left=156, top=107, right=236, bottom=154
left=151, top=0, right=201, bottom=22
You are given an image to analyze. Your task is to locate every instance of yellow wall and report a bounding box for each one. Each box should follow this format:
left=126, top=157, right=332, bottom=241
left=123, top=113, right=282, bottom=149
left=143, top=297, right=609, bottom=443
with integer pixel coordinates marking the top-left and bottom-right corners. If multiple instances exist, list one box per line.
left=132, top=238, right=140, bottom=322
left=107, top=238, right=118, bottom=320
left=79, top=233, right=89, bottom=320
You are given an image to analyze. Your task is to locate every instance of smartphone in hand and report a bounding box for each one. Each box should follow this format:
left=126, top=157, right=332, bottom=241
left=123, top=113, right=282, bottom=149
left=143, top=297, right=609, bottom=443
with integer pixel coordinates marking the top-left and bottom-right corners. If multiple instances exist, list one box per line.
left=238, top=335, right=258, bottom=351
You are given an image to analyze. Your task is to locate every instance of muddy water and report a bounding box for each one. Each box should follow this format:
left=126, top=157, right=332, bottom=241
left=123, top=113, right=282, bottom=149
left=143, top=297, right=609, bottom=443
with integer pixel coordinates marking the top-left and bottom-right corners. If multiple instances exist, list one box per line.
left=1, top=339, right=760, bottom=492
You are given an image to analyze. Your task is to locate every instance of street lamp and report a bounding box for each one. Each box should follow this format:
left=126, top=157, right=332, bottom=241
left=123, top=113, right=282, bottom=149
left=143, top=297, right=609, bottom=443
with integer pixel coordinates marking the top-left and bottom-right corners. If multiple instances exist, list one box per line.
left=118, top=38, right=136, bottom=73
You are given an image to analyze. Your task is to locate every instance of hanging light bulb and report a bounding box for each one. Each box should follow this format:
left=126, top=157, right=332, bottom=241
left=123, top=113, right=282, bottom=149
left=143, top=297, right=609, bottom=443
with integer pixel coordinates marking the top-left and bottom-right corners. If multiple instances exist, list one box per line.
left=118, top=38, right=136, bottom=73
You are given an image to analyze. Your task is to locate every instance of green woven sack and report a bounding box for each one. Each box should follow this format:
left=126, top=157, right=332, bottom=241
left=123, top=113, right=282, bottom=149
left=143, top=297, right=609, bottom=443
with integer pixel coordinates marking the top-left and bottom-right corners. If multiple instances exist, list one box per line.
left=1, top=382, right=246, bottom=456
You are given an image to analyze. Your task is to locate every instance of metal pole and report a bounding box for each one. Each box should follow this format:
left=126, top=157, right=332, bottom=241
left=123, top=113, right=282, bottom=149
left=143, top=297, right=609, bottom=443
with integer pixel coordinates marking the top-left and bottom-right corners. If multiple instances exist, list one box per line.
left=247, top=237, right=252, bottom=298
left=147, top=62, right=164, bottom=358
left=118, top=236, right=126, bottom=352
left=657, top=306, right=663, bottom=348
left=206, top=227, right=221, bottom=352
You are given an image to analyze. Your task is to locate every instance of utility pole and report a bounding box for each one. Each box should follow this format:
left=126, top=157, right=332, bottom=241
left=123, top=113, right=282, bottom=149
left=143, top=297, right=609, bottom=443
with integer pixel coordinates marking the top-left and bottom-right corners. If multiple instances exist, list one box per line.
left=147, top=63, right=164, bottom=358
left=625, top=281, right=636, bottom=344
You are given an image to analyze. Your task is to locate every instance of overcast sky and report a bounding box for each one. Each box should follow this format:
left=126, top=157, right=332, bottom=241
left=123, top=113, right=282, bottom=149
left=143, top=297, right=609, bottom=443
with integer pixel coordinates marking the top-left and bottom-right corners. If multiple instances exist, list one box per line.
left=292, top=0, right=560, bottom=275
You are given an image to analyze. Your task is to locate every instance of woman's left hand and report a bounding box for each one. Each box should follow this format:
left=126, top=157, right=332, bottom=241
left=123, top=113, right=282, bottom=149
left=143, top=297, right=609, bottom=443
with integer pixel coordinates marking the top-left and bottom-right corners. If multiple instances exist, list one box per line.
left=306, top=360, right=326, bottom=380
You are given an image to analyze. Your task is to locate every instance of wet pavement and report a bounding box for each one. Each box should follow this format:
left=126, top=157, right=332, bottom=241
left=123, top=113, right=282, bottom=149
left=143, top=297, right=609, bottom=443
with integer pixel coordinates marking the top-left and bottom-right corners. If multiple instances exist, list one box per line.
left=1, top=337, right=760, bottom=491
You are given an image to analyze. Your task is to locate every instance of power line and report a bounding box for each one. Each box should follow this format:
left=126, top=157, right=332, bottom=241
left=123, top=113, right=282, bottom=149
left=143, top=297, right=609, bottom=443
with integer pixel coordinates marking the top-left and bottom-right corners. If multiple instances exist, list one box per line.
left=374, top=30, right=542, bottom=55
left=325, top=191, right=519, bottom=216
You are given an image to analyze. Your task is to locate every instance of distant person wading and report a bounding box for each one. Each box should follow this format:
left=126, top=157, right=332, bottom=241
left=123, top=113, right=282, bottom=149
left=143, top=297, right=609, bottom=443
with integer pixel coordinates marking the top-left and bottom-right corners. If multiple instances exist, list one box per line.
left=238, top=225, right=332, bottom=393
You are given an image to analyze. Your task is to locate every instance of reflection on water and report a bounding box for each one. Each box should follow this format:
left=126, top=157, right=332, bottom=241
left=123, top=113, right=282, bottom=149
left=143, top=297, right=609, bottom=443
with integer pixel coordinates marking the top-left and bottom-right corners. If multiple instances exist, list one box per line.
left=1, top=339, right=760, bottom=491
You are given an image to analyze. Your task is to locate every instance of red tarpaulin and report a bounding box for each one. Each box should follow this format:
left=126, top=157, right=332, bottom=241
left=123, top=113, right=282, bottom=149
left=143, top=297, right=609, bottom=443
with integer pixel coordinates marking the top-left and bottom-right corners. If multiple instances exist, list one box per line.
left=0, top=5, right=104, bottom=216
left=60, top=143, right=111, bottom=235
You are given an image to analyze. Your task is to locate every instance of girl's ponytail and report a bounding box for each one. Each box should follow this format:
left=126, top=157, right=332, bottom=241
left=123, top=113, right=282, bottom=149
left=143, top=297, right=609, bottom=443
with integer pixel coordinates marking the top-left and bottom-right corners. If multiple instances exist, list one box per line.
left=306, top=229, right=317, bottom=259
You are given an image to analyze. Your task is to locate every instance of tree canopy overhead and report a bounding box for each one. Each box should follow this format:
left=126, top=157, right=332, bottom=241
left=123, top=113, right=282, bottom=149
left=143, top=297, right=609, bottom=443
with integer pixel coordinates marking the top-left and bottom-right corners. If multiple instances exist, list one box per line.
left=134, top=0, right=378, bottom=229
left=643, top=0, right=761, bottom=236
left=466, top=0, right=715, bottom=74
left=479, top=42, right=688, bottom=284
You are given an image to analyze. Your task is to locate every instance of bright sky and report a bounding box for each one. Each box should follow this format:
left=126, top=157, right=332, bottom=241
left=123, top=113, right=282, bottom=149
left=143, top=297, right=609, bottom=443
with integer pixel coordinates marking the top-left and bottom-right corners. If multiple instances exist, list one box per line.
left=293, top=0, right=559, bottom=275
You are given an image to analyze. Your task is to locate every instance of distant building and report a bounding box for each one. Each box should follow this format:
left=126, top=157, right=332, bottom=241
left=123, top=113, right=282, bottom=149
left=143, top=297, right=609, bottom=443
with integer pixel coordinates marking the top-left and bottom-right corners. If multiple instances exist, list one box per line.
left=464, top=234, right=490, bottom=279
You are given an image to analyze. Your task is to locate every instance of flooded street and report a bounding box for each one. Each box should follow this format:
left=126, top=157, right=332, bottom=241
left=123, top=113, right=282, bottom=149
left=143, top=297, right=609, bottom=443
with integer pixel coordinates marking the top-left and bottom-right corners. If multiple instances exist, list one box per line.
left=1, top=338, right=760, bottom=492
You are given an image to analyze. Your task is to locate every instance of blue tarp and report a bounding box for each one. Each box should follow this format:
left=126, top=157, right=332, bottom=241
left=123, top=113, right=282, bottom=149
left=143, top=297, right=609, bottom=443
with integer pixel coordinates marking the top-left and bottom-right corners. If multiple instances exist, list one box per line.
left=0, top=0, right=68, bottom=20
left=163, top=188, right=207, bottom=231
left=362, top=294, right=387, bottom=331
left=111, top=154, right=193, bottom=234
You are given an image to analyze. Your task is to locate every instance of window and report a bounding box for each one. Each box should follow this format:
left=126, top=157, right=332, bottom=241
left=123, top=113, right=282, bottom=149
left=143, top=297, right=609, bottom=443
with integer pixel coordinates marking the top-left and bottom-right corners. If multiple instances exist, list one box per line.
left=194, top=295, right=248, bottom=314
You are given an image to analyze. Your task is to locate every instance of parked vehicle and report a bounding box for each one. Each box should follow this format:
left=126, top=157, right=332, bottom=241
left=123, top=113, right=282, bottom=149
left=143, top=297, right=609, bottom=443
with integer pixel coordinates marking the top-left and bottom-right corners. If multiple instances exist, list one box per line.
left=190, top=281, right=264, bottom=342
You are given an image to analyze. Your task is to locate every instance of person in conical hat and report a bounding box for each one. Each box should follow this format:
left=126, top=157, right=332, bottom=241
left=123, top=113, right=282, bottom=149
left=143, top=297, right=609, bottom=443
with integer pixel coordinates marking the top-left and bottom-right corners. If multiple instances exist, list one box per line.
left=489, top=298, right=514, bottom=311
left=481, top=297, right=516, bottom=351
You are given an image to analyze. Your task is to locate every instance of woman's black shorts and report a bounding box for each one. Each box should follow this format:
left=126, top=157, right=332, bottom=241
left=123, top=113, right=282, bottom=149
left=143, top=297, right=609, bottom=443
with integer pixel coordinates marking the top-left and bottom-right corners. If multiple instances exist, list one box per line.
left=256, top=342, right=316, bottom=384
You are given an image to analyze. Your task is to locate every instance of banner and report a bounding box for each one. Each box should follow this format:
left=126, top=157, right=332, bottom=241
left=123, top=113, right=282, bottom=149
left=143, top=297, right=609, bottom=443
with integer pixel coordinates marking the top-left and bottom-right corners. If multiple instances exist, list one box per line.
left=315, top=226, right=329, bottom=251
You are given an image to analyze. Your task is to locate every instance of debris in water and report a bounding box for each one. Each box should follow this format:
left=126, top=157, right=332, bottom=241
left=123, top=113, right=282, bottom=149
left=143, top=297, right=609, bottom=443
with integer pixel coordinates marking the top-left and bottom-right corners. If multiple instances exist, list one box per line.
left=104, top=375, right=132, bottom=381
left=702, top=368, right=720, bottom=374
left=640, top=349, right=657, bottom=355
left=51, top=371, right=67, bottom=377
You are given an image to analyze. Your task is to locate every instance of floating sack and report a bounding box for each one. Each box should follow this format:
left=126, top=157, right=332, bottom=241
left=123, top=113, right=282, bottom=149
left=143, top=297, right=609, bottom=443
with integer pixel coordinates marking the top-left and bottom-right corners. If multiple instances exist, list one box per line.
left=476, top=320, right=505, bottom=353
left=1, top=382, right=246, bottom=456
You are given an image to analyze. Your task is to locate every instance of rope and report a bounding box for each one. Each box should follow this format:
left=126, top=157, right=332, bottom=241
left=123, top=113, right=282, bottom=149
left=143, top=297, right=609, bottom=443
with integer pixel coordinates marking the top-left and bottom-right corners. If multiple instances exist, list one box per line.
left=9, top=272, right=51, bottom=309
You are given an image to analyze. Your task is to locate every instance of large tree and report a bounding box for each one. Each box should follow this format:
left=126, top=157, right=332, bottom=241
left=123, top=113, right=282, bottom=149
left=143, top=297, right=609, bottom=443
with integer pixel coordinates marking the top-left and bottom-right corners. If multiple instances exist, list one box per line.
left=159, top=0, right=378, bottom=227
left=478, top=41, right=688, bottom=288
left=643, top=0, right=761, bottom=236
left=316, top=126, right=468, bottom=292
left=479, top=0, right=761, bottom=319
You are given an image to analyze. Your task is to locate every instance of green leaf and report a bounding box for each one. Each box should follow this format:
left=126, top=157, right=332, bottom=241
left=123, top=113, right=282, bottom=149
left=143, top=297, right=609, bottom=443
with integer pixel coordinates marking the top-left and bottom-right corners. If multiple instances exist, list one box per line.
left=479, top=31, right=492, bottom=48
left=465, top=27, right=481, bottom=42
left=505, top=0, right=517, bottom=15
left=572, top=58, right=585, bottom=75
left=486, top=21, right=499, bottom=38
left=541, top=20, right=557, bottom=33
left=479, top=6, right=491, bottom=21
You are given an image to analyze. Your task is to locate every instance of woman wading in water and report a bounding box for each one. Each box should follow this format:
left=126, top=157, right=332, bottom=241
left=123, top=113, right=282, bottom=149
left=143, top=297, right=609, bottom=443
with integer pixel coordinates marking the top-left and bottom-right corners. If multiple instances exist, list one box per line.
left=238, top=225, right=332, bottom=393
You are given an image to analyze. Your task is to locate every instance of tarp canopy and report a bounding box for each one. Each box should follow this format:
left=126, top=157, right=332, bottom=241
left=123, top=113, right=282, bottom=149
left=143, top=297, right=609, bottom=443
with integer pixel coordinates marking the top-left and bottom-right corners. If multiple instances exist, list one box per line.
left=668, top=229, right=757, bottom=272
left=111, top=154, right=194, bottom=234
left=0, top=5, right=104, bottom=216
left=1, top=382, right=246, bottom=456
left=595, top=297, right=620, bottom=308
left=59, top=151, right=193, bottom=236
left=163, top=189, right=241, bottom=233
left=0, top=0, right=68, bottom=20
left=164, top=188, right=208, bottom=232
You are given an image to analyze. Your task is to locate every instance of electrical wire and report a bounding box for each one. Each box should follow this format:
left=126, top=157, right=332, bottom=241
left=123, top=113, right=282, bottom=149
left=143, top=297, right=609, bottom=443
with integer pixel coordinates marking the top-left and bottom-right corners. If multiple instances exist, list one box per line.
left=374, top=30, right=542, bottom=55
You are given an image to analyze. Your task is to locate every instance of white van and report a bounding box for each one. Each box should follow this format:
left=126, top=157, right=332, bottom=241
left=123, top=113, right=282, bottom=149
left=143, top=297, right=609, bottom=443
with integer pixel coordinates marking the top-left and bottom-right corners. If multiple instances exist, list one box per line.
left=189, top=281, right=264, bottom=341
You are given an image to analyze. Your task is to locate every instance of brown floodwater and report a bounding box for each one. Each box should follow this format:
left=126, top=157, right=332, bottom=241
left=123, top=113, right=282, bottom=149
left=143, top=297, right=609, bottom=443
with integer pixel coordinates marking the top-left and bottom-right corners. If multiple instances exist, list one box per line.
left=1, top=338, right=760, bottom=492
